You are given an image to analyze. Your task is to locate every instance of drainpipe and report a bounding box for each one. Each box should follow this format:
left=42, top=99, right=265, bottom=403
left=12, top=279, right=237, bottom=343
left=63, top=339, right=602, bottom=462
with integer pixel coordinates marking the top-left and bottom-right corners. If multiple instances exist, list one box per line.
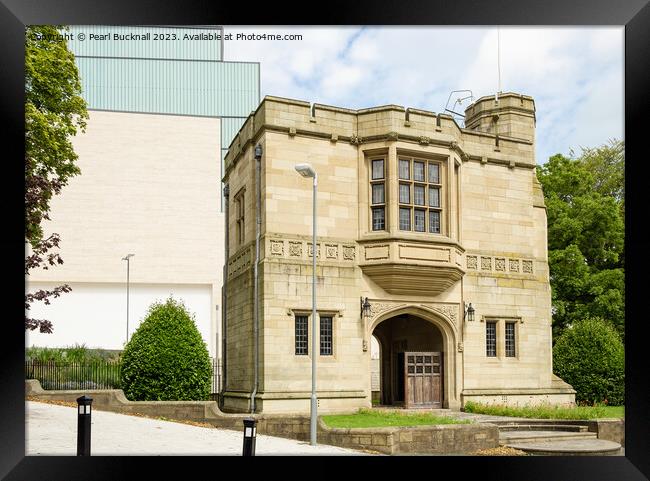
left=251, top=143, right=262, bottom=413
left=220, top=183, right=230, bottom=409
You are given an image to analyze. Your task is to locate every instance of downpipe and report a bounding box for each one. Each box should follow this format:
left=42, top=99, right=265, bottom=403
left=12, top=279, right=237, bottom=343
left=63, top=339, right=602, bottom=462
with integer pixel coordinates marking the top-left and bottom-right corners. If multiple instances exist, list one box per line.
left=251, top=144, right=262, bottom=413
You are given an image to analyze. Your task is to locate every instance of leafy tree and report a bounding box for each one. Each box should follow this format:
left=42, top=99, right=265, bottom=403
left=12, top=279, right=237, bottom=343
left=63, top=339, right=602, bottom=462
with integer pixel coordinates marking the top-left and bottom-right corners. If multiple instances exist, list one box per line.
left=553, top=317, right=624, bottom=405
left=537, top=141, right=625, bottom=341
left=120, top=298, right=212, bottom=401
left=25, top=26, right=88, bottom=333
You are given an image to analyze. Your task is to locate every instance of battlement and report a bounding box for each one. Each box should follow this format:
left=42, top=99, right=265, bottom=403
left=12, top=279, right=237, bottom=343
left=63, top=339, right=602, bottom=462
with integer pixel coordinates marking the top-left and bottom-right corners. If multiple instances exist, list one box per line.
left=464, top=92, right=536, bottom=142
left=224, top=93, right=536, bottom=176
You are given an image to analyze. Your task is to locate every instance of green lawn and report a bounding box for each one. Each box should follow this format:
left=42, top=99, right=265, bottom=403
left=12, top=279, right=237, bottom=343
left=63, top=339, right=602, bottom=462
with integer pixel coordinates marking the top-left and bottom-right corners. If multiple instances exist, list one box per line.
left=321, top=408, right=472, bottom=429
left=463, top=401, right=624, bottom=420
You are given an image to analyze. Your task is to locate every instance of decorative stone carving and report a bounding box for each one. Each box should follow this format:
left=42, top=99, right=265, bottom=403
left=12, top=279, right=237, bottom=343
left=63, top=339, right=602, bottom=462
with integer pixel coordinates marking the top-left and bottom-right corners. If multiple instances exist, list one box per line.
left=270, top=240, right=284, bottom=256
left=349, top=134, right=362, bottom=145
left=509, top=259, right=520, bottom=272
left=307, top=243, right=321, bottom=258
left=419, top=136, right=430, bottom=145
left=369, top=302, right=405, bottom=319
left=450, top=140, right=458, bottom=150
left=330, top=133, right=338, bottom=143
left=429, top=304, right=459, bottom=324
left=495, top=258, right=506, bottom=271
left=326, top=244, right=338, bottom=259
left=522, top=260, right=533, bottom=273
left=481, top=256, right=492, bottom=270
left=466, top=255, right=478, bottom=270
left=342, top=245, right=356, bottom=260
left=386, top=131, right=399, bottom=141
left=288, top=241, right=302, bottom=257
left=288, top=127, right=297, bottom=137
left=457, top=342, right=464, bottom=352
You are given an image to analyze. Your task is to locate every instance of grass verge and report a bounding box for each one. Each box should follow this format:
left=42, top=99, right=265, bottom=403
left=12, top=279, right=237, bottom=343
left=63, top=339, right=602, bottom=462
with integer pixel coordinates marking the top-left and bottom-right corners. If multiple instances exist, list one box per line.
left=463, top=401, right=624, bottom=420
left=322, top=408, right=472, bottom=428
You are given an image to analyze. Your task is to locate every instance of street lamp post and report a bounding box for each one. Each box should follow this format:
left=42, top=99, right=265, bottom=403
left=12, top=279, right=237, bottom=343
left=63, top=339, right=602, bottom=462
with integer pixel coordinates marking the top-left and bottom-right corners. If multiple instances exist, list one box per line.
left=294, top=163, right=318, bottom=446
left=122, top=254, right=135, bottom=344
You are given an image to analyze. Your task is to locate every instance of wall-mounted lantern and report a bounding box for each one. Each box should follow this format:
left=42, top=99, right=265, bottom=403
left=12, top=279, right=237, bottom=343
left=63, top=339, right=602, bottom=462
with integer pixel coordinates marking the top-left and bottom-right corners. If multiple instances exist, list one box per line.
left=360, top=297, right=371, bottom=318
left=464, top=302, right=475, bottom=322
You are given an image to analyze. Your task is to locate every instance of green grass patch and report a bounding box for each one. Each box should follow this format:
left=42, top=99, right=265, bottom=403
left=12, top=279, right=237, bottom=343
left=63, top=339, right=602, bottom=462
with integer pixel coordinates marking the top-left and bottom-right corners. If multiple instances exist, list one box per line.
left=463, top=401, right=624, bottom=420
left=321, top=408, right=472, bottom=429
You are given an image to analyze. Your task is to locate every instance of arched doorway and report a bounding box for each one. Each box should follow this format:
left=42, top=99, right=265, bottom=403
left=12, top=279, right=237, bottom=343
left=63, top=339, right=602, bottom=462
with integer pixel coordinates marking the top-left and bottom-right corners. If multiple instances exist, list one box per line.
left=372, top=311, right=452, bottom=408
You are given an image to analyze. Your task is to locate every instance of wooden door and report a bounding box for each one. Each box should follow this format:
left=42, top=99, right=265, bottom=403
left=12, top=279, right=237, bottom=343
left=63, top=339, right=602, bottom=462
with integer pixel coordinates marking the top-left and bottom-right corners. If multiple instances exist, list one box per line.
left=404, top=352, right=442, bottom=408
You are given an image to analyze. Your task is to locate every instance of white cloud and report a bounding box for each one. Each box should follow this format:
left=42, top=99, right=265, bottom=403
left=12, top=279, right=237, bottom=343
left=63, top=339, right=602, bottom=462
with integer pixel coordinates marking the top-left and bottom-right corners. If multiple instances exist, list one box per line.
left=224, top=26, right=624, bottom=164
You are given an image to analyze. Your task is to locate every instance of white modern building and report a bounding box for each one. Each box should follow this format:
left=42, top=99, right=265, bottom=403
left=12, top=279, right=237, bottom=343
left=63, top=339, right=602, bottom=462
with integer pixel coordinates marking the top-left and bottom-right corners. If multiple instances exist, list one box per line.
left=26, top=26, right=260, bottom=359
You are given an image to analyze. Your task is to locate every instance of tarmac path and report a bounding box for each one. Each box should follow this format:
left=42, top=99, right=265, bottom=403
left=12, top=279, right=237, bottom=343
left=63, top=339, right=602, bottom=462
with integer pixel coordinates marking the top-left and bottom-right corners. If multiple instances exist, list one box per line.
left=25, top=401, right=373, bottom=456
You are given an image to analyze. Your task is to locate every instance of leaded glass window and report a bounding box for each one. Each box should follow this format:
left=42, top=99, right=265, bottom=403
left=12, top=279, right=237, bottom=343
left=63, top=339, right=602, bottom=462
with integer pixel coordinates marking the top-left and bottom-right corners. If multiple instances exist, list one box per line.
left=320, top=316, right=333, bottom=355
left=505, top=322, right=516, bottom=357
left=370, top=158, right=386, bottom=231
left=397, top=156, right=443, bottom=233
left=295, top=315, right=308, bottom=355
left=486, top=321, right=497, bottom=357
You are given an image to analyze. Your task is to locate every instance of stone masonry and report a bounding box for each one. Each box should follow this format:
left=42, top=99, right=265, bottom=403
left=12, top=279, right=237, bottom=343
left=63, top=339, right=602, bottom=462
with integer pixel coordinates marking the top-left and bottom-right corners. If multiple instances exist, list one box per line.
left=221, top=92, right=575, bottom=414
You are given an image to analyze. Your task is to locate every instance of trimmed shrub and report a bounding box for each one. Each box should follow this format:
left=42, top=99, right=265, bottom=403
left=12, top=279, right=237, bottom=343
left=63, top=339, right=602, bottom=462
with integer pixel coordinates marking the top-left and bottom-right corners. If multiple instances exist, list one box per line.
left=553, top=317, right=624, bottom=405
left=120, top=297, right=212, bottom=401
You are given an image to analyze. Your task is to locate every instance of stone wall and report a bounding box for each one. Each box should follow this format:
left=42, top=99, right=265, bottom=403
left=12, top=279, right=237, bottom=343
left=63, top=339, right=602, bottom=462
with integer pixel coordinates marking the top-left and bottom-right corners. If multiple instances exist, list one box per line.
left=26, top=380, right=499, bottom=454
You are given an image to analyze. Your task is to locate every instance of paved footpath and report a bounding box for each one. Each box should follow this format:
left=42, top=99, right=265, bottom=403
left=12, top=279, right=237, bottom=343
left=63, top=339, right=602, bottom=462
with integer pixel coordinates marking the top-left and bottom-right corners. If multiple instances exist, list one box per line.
left=26, top=401, right=373, bottom=456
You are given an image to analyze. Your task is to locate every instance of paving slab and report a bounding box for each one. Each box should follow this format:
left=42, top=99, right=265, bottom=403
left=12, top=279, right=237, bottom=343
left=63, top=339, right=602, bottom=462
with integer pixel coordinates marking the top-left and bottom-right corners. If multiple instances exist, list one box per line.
left=26, top=401, right=373, bottom=456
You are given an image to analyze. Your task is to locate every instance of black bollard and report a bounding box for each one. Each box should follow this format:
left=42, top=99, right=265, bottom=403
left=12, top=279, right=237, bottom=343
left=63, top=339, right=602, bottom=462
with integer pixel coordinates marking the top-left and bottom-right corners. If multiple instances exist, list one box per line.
left=242, top=417, right=257, bottom=456
left=76, top=395, right=93, bottom=456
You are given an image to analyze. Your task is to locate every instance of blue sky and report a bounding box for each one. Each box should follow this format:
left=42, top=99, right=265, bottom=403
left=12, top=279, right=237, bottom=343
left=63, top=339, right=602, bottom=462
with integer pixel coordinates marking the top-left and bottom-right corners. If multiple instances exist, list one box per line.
left=225, top=26, right=623, bottom=165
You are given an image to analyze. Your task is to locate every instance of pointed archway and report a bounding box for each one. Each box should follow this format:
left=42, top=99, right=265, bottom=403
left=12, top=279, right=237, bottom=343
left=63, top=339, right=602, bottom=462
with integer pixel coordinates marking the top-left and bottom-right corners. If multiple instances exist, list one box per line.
left=369, top=305, right=460, bottom=409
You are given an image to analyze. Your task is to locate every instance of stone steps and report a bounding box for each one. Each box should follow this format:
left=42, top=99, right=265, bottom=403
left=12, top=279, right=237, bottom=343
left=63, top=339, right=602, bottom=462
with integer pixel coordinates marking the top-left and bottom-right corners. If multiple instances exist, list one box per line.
left=500, top=430, right=597, bottom=443
left=503, top=438, right=622, bottom=456
left=498, top=424, right=589, bottom=433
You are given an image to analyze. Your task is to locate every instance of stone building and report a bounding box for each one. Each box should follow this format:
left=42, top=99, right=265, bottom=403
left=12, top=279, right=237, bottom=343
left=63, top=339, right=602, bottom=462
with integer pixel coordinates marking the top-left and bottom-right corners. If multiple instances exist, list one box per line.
left=221, top=92, right=575, bottom=413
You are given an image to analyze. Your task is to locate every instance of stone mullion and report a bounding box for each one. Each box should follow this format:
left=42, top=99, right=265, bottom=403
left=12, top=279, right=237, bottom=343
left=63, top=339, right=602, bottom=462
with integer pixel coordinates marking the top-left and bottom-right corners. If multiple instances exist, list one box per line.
left=387, top=144, right=398, bottom=235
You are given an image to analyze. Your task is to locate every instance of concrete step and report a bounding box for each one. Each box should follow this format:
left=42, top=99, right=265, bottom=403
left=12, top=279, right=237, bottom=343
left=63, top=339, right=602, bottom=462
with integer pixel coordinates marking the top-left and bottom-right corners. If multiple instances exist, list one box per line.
left=498, top=424, right=589, bottom=433
left=504, top=438, right=622, bottom=456
left=499, top=430, right=597, bottom=443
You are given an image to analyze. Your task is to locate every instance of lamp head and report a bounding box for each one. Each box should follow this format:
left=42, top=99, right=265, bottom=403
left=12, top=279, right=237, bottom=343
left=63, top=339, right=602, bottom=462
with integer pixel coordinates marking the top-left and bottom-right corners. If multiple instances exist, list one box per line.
left=294, top=163, right=316, bottom=178
left=122, top=254, right=135, bottom=261
left=254, top=144, right=263, bottom=159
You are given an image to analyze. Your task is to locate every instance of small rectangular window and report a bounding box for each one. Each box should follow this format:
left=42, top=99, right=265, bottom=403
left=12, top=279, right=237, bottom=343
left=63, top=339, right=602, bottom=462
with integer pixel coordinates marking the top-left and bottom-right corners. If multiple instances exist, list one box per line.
left=486, top=321, right=497, bottom=357
left=505, top=322, right=516, bottom=357
left=399, top=207, right=411, bottom=230
left=413, top=161, right=425, bottom=181
left=399, top=183, right=410, bottom=204
left=428, top=163, right=440, bottom=184
left=320, top=316, right=333, bottom=355
left=399, top=159, right=410, bottom=180
left=372, top=159, right=384, bottom=180
left=414, top=209, right=425, bottom=232
left=295, top=315, right=308, bottom=355
left=414, top=185, right=425, bottom=205
left=429, top=211, right=440, bottom=233
left=371, top=184, right=385, bottom=204
left=372, top=207, right=385, bottom=231
left=428, top=187, right=440, bottom=207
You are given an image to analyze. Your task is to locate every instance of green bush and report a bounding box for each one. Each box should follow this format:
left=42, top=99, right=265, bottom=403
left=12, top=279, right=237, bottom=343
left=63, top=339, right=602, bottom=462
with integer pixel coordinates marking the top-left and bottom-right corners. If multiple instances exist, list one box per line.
left=553, top=317, right=624, bottom=405
left=119, top=297, right=212, bottom=401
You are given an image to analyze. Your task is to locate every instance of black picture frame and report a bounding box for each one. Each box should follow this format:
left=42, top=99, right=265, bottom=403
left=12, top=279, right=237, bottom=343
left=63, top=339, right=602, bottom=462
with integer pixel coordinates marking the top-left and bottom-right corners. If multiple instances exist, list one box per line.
left=2, top=1, right=648, bottom=479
